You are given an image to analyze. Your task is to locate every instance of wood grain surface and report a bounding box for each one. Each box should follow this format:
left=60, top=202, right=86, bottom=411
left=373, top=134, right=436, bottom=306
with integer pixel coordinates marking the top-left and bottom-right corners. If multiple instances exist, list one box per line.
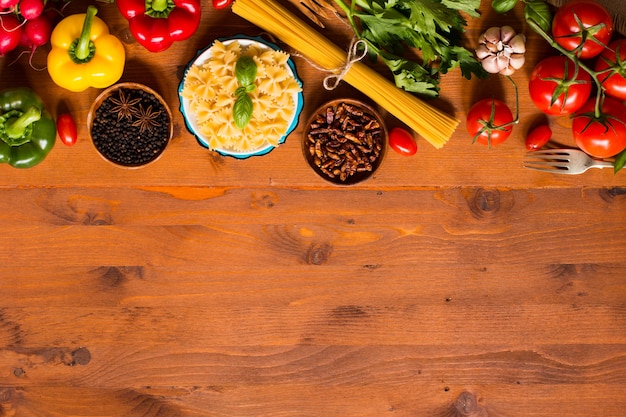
left=1, top=1, right=626, bottom=417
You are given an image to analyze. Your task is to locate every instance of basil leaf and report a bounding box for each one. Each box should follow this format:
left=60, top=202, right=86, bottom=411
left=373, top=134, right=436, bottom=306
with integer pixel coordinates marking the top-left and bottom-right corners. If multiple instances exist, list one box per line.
left=235, top=86, right=247, bottom=97
left=524, top=0, right=552, bottom=33
left=235, top=56, right=257, bottom=87
left=233, top=93, right=253, bottom=129
left=492, top=0, right=517, bottom=14
left=614, top=149, right=626, bottom=174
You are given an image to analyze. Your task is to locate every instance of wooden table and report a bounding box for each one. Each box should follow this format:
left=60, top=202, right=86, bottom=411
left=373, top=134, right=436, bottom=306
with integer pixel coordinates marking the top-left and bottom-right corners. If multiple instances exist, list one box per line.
left=1, top=1, right=625, bottom=416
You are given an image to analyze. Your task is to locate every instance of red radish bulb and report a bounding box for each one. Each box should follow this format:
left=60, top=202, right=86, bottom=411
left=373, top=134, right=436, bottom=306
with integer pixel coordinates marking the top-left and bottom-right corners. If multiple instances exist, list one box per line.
left=18, top=0, right=45, bottom=20
left=0, top=0, right=20, bottom=9
left=24, top=13, right=52, bottom=47
left=0, top=14, right=22, bottom=56
left=18, top=22, right=31, bottom=47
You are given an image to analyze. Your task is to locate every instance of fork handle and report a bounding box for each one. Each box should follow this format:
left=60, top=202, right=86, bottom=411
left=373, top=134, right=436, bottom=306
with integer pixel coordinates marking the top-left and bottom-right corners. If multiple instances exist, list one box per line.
left=591, top=160, right=615, bottom=169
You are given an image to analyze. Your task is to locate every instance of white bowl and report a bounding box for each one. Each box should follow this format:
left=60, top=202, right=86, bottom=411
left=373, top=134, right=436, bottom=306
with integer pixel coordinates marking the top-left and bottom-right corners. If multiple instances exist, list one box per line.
left=178, top=35, right=304, bottom=159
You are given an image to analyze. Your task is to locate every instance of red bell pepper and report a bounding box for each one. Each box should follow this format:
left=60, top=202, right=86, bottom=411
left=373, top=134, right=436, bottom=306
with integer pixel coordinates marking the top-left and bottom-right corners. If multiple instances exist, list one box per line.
left=116, top=0, right=201, bottom=52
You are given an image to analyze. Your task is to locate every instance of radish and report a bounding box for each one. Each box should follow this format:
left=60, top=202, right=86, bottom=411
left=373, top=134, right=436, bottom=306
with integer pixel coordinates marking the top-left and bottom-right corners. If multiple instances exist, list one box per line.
left=0, top=0, right=20, bottom=9
left=0, top=14, right=21, bottom=55
left=11, top=12, right=52, bottom=69
left=18, top=21, right=30, bottom=46
left=18, top=0, right=44, bottom=20
left=23, top=13, right=51, bottom=47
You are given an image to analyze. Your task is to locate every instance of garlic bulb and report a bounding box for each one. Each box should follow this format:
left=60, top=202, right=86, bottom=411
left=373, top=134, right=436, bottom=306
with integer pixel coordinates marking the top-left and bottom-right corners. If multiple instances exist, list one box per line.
left=476, top=26, right=526, bottom=75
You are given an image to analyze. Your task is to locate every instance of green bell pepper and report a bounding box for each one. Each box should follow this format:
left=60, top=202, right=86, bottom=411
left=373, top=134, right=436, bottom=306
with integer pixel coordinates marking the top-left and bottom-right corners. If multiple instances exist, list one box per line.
left=0, top=88, right=56, bottom=169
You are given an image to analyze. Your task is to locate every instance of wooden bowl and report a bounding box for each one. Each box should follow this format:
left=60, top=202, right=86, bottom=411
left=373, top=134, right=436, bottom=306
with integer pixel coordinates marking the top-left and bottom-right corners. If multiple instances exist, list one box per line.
left=302, top=98, right=387, bottom=185
left=88, top=82, right=173, bottom=169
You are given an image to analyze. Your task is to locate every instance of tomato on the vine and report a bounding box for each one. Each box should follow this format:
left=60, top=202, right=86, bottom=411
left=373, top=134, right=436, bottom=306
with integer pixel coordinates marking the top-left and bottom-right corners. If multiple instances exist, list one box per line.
left=525, top=125, right=552, bottom=151
left=595, top=39, right=626, bottom=101
left=572, top=97, right=626, bottom=158
left=466, top=98, right=514, bottom=147
left=529, top=55, right=592, bottom=116
left=552, top=0, right=613, bottom=59
left=388, top=127, right=417, bottom=156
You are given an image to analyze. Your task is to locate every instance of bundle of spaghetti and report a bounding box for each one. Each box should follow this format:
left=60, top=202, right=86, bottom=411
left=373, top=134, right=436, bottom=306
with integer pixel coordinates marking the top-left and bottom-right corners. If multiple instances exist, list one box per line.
left=231, top=0, right=459, bottom=148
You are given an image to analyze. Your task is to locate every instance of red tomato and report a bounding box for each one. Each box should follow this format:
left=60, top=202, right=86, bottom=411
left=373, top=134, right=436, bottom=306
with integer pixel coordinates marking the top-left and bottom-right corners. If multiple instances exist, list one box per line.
left=388, top=127, right=417, bottom=156
left=56, top=113, right=77, bottom=146
left=212, top=0, right=233, bottom=8
left=466, top=98, right=514, bottom=147
left=595, top=39, right=626, bottom=101
left=525, top=125, right=552, bottom=151
left=552, top=0, right=613, bottom=59
left=529, top=55, right=592, bottom=116
left=572, top=96, right=626, bottom=158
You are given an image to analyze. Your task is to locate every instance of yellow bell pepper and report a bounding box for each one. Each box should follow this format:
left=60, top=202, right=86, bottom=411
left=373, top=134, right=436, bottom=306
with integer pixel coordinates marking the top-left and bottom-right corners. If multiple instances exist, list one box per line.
left=47, top=6, right=126, bottom=93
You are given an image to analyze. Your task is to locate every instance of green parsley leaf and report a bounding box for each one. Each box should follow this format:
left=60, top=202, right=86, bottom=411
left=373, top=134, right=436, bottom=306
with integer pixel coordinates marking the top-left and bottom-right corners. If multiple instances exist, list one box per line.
left=334, top=0, right=484, bottom=97
left=440, top=45, right=490, bottom=80
left=441, top=0, right=481, bottom=18
left=382, top=53, right=440, bottom=97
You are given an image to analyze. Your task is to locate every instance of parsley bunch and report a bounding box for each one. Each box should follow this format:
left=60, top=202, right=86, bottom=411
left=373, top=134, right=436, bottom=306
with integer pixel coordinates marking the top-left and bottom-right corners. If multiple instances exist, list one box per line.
left=332, top=0, right=489, bottom=97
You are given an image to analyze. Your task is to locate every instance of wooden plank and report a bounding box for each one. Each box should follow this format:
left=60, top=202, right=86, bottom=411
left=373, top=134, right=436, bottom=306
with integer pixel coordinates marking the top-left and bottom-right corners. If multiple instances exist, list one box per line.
left=2, top=262, right=625, bottom=307
left=3, top=342, right=626, bottom=389
left=1, top=187, right=625, bottom=268
left=1, top=382, right=626, bottom=417
left=1, top=186, right=626, bottom=226
left=1, top=300, right=625, bottom=348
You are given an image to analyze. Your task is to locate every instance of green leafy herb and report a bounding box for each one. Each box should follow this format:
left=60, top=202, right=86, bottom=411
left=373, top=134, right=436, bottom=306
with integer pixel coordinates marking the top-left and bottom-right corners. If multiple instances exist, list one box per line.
left=233, top=94, right=253, bottom=129
left=614, top=148, right=626, bottom=173
left=490, top=0, right=552, bottom=33
left=524, top=0, right=552, bottom=33
left=235, top=55, right=258, bottom=87
left=332, top=0, right=488, bottom=98
left=491, top=0, right=517, bottom=14
left=233, top=55, right=258, bottom=129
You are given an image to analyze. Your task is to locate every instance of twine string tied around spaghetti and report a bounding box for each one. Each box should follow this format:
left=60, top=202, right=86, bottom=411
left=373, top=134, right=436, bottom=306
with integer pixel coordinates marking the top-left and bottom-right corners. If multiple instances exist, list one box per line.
left=259, top=32, right=368, bottom=91
left=323, top=38, right=368, bottom=90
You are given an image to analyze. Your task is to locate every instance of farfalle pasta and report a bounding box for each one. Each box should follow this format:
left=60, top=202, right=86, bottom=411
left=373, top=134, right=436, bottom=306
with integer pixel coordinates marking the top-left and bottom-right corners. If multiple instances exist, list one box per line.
left=182, top=39, right=302, bottom=153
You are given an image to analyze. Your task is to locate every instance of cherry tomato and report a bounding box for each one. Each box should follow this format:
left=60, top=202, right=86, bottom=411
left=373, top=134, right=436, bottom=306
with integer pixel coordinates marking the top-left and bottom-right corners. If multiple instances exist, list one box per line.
left=529, top=55, right=592, bottom=116
left=466, top=98, right=514, bottom=147
left=572, top=96, right=626, bottom=158
left=56, top=113, right=77, bottom=146
left=388, top=127, right=417, bottom=156
left=525, top=125, right=552, bottom=151
left=212, top=0, right=233, bottom=8
left=595, top=39, right=626, bottom=101
left=552, top=0, right=613, bottom=59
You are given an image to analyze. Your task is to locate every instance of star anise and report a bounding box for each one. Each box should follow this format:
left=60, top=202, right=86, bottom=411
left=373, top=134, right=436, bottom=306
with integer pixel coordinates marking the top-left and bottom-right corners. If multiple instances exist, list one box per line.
left=132, top=104, right=162, bottom=134
left=110, top=89, right=142, bottom=121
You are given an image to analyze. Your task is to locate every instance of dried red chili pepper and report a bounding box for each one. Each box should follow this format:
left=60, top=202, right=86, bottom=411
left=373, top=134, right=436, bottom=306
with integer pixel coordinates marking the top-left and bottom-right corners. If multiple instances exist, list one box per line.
left=116, top=0, right=201, bottom=53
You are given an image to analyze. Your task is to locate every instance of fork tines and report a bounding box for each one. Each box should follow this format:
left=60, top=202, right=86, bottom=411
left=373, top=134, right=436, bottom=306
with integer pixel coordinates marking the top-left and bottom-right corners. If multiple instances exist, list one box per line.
left=523, top=150, right=573, bottom=172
